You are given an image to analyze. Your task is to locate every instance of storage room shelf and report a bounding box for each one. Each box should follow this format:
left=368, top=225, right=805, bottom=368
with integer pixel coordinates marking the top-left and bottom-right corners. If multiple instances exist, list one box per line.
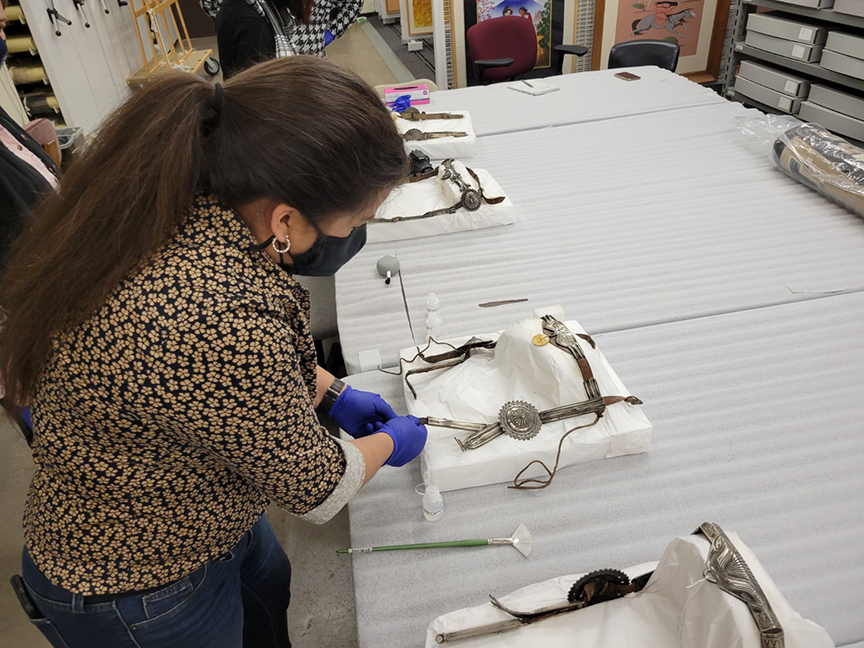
left=743, top=0, right=864, bottom=29
left=724, top=0, right=864, bottom=150
left=728, top=88, right=787, bottom=114
left=736, top=44, right=864, bottom=92
left=728, top=88, right=864, bottom=146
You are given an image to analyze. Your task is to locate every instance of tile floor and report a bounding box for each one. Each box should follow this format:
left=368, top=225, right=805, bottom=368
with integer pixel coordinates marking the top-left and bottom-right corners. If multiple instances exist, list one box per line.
left=328, top=22, right=400, bottom=85
left=0, top=20, right=409, bottom=648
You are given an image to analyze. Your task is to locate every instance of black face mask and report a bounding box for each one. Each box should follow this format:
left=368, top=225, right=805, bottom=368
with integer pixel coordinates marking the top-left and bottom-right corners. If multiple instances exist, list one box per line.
left=251, top=224, right=367, bottom=277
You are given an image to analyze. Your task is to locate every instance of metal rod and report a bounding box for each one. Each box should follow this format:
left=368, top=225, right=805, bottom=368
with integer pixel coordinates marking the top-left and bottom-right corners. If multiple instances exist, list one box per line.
left=73, top=0, right=91, bottom=27
left=421, top=417, right=488, bottom=432
left=539, top=397, right=606, bottom=424
left=435, top=619, right=524, bottom=643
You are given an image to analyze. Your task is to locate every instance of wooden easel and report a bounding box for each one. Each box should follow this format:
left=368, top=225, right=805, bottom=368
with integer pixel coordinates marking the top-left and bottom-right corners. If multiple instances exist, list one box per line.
left=126, top=0, right=213, bottom=85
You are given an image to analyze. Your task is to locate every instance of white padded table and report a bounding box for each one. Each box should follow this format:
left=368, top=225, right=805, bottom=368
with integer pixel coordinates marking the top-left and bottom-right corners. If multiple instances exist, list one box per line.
left=423, top=67, right=726, bottom=136
left=343, top=292, right=864, bottom=648
left=336, top=100, right=864, bottom=374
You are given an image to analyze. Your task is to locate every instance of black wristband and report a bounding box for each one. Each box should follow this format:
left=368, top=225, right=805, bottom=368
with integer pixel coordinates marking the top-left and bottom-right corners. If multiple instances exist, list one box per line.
left=320, top=377, right=346, bottom=414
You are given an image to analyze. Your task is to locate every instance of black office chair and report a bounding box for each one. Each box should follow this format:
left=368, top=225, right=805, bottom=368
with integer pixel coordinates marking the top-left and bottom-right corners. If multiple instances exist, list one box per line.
left=554, top=43, right=589, bottom=75
left=608, top=40, right=680, bottom=72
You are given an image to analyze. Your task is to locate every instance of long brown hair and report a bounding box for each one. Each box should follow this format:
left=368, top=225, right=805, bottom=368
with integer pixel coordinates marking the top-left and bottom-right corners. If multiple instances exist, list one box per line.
left=0, top=56, right=406, bottom=408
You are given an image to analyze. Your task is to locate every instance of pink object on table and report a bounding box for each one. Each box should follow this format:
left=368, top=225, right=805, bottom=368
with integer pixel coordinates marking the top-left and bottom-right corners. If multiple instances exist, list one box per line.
left=384, top=84, right=430, bottom=106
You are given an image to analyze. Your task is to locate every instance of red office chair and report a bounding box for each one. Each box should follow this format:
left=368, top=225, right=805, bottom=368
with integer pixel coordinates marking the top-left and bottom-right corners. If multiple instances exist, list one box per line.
left=466, top=16, right=538, bottom=84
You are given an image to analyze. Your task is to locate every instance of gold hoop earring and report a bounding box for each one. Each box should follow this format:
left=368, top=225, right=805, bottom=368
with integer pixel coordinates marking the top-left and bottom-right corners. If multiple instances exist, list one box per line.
left=272, top=237, right=290, bottom=254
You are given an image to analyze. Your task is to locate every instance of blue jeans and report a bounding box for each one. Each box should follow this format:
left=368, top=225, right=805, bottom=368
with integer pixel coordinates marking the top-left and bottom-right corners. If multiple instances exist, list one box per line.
left=19, top=515, right=292, bottom=648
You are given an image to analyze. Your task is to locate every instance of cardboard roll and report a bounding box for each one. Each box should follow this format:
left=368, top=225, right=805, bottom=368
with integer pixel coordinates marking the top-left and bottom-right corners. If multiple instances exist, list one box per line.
left=7, top=35, right=37, bottom=56
left=5, top=5, right=26, bottom=22
left=23, top=94, right=61, bottom=116
left=11, top=65, right=49, bottom=86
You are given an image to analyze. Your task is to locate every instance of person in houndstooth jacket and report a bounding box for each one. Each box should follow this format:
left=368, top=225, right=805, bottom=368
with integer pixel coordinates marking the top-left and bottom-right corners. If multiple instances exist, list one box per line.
left=208, top=0, right=364, bottom=78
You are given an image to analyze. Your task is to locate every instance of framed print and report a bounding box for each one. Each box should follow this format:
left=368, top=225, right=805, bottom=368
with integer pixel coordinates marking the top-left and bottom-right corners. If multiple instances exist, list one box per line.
left=591, top=0, right=731, bottom=82
left=402, top=0, right=435, bottom=38
left=463, top=0, right=566, bottom=84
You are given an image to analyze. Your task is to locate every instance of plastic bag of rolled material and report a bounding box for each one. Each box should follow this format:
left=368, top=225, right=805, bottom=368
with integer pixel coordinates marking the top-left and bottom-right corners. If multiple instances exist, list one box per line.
left=737, top=113, right=864, bottom=217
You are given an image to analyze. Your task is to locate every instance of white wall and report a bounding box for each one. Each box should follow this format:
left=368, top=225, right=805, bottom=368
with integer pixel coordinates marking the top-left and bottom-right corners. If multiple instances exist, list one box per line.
left=19, top=0, right=143, bottom=134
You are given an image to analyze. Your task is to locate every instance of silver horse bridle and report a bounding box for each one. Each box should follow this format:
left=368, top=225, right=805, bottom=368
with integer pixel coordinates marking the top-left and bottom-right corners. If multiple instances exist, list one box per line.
left=416, top=315, right=641, bottom=451
left=372, top=159, right=505, bottom=224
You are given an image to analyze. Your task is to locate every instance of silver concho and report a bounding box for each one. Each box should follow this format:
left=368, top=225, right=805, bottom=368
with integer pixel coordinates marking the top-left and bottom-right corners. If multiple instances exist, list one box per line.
left=498, top=401, right=542, bottom=441
left=545, top=319, right=577, bottom=346
left=462, top=189, right=482, bottom=211
left=555, top=330, right=576, bottom=346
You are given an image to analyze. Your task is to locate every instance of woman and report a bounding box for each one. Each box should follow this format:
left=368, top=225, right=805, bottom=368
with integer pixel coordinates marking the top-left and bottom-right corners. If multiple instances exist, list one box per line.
left=0, top=0, right=60, bottom=442
left=213, top=0, right=363, bottom=78
left=0, top=0, right=60, bottom=268
left=0, top=57, right=427, bottom=648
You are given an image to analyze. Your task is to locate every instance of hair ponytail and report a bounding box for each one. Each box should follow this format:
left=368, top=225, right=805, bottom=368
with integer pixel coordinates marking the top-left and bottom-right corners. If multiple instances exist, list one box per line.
left=0, top=57, right=406, bottom=410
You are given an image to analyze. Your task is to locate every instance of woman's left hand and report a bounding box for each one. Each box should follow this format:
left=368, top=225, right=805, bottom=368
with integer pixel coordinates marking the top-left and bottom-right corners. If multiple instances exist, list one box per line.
left=328, top=386, right=398, bottom=438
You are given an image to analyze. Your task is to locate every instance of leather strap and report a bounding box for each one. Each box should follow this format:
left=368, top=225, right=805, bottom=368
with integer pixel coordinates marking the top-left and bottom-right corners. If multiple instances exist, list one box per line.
left=466, top=166, right=505, bottom=205
left=408, top=168, right=439, bottom=183
left=511, top=414, right=602, bottom=490
left=404, top=338, right=497, bottom=398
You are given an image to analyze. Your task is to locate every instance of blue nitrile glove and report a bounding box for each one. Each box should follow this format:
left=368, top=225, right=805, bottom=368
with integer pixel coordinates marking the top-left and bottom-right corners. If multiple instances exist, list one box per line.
left=328, top=385, right=398, bottom=438
left=324, top=29, right=335, bottom=47
left=21, top=407, right=32, bottom=429
left=379, top=415, right=427, bottom=467
left=390, top=94, right=412, bottom=113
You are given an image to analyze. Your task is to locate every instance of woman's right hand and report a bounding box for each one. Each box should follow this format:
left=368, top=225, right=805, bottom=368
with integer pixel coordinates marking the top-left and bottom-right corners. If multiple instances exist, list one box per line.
left=376, top=416, right=428, bottom=467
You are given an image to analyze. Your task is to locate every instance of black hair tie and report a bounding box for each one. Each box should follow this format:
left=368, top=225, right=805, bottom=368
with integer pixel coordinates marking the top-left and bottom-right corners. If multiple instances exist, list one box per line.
left=212, top=83, right=223, bottom=114
left=203, top=83, right=223, bottom=134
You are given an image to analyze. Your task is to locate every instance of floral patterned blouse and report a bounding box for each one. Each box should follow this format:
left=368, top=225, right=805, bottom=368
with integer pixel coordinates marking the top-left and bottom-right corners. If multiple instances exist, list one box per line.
left=25, top=194, right=364, bottom=596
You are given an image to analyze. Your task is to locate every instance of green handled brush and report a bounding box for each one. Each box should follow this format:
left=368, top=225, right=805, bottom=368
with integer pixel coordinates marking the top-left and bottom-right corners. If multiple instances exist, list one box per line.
left=336, top=524, right=532, bottom=558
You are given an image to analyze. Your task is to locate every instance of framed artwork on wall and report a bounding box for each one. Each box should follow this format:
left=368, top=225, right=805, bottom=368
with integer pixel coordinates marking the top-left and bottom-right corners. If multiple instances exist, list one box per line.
left=591, top=0, right=731, bottom=82
left=402, top=0, right=435, bottom=37
left=463, top=0, right=566, bottom=84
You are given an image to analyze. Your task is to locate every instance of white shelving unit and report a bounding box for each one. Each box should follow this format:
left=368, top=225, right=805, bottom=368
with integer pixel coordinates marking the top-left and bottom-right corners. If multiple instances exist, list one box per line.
left=14, top=0, right=143, bottom=134
left=723, top=0, right=864, bottom=136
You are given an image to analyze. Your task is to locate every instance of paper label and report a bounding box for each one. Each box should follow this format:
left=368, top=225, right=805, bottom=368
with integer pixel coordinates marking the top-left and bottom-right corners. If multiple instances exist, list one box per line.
left=778, top=97, right=793, bottom=112
left=799, top=27, right=814, bottom=41
left=736, top=43, right=745, bottom=51
left=784, top=80, right=798, bottom=94
left=792, top=44, right=807, bottom=59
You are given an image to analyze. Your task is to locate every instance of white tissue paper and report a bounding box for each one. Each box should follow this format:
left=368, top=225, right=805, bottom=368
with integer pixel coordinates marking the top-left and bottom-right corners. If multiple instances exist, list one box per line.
left=368, top=166, right=516, bottom=243
left=395, top=110, right=477, bottom=159
left=400, top=317, right=652, bottom=492
left=438, top=160, right=473, bottom=204
left=426, top=529, right=834, bottom=648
